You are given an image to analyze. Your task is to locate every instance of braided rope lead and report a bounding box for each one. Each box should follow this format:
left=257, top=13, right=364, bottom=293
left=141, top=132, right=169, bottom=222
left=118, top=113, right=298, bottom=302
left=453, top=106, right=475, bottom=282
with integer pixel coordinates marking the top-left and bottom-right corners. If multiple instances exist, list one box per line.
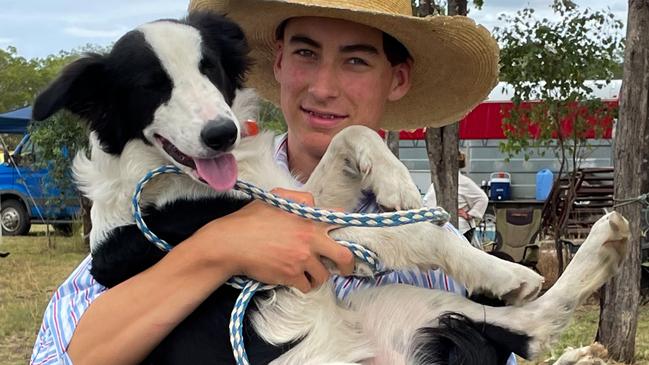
left=132, top=165, right=450, bottom=365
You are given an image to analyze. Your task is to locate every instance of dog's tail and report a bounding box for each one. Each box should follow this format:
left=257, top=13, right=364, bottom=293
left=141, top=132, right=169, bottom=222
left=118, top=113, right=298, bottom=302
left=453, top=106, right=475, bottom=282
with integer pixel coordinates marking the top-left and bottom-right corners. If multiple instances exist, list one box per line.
left=409, top=312, right=526, bottom=365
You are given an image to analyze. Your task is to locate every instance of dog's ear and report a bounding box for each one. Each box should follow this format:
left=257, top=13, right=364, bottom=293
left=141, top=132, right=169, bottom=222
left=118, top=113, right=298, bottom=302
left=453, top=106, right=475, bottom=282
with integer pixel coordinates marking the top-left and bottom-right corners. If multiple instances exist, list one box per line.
left=33, top=54, right=106, bottom=122
left=186, top=11, right=251, bottom=90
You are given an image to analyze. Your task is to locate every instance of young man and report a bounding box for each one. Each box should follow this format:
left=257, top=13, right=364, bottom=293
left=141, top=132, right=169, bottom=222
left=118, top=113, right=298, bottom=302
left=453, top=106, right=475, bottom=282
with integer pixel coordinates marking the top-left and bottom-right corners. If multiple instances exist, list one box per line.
left=31, top=1, right=500, bottom=364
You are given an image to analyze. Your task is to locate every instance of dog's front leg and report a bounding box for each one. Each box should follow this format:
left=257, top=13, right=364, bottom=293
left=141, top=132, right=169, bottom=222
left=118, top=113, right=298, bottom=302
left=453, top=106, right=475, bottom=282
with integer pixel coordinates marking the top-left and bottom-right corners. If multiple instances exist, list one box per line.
left=331, top=223, right=545, bottom=305
left=304, top=125, right=421, bottom=212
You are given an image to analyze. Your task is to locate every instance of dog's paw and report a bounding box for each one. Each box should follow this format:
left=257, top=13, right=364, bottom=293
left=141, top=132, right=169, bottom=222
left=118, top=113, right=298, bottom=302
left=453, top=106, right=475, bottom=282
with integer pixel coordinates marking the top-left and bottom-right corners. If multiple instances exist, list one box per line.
left=483, top=261, right=544, bottom=305
left=356, top=147, right=421, bottom=211
left=368, top=163, right=422, bottom=211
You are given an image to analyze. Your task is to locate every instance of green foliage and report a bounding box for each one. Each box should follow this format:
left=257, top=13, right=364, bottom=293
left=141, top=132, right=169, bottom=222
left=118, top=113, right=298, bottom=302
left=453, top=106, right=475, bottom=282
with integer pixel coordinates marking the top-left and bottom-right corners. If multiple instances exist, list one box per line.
left=28, top=112, right=88, bottom=209
left=0, top=47, right=49, bottom=113
left=258, top=100, right=287, bottom=134
left=0, top=44, right=111, bottom=114
left=493, top=2, right=624, bottom=167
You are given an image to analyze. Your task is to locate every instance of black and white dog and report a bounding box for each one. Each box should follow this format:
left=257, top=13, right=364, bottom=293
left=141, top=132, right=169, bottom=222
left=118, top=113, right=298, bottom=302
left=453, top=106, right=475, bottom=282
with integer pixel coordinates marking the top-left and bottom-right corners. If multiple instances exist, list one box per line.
left=33, top=12, right=629, bottom=365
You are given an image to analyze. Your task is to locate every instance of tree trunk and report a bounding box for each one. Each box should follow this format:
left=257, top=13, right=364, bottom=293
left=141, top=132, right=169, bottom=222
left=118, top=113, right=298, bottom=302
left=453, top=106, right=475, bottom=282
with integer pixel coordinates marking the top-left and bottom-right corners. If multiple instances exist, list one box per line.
left=81, top=196, right=92, bottom=250
left=419, top=0, right=466, bottom=227
left=386, top=131, right=400, bottom=158
left=448, top=0, right=468, bottom=16
left=425, top=124, right=459, bottom=226
left=597, top=1, right=648, bottom=361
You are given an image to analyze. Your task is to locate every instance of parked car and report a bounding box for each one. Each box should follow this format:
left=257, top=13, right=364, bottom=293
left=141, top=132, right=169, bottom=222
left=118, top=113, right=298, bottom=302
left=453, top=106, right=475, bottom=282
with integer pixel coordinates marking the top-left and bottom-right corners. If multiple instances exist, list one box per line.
left=0, top=106, right=80, bottom=235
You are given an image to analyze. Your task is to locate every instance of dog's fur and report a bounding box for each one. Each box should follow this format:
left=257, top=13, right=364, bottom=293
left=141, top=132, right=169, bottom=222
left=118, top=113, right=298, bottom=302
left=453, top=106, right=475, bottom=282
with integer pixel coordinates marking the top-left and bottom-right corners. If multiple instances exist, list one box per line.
left=33, top=12, right=630, bottom=365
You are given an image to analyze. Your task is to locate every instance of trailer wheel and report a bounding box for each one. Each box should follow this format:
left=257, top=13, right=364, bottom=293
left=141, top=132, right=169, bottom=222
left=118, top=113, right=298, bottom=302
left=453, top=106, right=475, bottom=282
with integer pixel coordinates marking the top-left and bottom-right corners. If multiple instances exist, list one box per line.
left=1, top=199, right=31, bottom=236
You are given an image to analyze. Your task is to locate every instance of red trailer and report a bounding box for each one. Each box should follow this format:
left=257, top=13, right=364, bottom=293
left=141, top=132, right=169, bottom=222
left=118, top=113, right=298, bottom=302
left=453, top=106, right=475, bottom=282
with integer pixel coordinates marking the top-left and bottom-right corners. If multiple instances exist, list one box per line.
left=381, top=80, right=620, bottom=140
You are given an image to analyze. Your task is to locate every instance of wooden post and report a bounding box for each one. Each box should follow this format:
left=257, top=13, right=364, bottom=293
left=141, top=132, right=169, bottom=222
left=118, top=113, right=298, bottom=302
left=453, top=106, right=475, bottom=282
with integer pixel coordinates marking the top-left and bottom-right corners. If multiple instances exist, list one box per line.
left=597, top=1, right=648, bottom=361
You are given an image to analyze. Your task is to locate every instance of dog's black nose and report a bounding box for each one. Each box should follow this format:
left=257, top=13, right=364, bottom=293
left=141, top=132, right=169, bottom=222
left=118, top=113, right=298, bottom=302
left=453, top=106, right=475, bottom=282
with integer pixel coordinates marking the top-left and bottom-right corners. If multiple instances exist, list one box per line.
left=201, top=118, right=238, bottom=152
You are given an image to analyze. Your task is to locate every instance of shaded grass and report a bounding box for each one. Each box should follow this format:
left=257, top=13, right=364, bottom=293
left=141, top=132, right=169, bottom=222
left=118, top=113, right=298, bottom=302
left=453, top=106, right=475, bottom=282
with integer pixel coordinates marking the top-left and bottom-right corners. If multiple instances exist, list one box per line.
left=0, top=232, right=87, bottom=365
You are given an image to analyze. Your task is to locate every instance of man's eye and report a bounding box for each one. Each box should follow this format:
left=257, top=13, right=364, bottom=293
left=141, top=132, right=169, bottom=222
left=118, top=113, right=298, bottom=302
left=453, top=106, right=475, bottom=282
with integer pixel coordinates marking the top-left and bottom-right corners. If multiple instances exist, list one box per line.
left=295, top=49, right=315, bottom=58
left=348, top=57, right=369, bottom=66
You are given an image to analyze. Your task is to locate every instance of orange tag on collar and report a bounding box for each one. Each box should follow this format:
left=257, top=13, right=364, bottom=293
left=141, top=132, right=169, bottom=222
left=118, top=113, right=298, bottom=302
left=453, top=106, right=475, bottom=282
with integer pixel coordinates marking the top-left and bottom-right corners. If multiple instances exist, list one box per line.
left=243, top=119, right=259, bottom=137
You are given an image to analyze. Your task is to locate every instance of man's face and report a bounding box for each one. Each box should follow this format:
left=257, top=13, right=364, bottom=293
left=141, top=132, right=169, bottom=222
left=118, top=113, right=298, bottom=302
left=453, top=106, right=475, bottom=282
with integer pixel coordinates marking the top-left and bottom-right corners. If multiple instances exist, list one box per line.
left=273, top=17, right=411, bottom=159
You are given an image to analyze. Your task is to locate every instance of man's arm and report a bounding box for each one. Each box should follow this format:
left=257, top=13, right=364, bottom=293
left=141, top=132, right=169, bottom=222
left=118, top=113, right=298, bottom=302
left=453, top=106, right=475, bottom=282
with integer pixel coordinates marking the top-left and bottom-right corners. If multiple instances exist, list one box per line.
left=62, top=190, right=353, bottom=365
left=460, top=176, right=489, bottom=220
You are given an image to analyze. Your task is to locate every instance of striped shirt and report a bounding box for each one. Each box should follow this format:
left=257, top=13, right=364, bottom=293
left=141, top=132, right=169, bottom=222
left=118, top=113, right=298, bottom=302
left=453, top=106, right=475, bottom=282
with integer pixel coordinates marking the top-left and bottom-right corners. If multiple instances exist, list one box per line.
left=30, top=133, right=510, bottom=365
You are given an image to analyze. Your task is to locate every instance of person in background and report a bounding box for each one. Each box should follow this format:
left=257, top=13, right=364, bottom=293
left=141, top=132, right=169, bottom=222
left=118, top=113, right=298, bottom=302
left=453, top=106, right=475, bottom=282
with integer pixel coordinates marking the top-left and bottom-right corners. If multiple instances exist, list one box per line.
left=458, top=150, right=489, bottom=244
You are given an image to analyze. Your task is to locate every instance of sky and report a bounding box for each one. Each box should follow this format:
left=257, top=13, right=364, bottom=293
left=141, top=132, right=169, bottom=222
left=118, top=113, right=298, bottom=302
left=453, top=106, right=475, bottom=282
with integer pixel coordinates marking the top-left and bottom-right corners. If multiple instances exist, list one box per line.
left=0, top=0, right=629, bottom=59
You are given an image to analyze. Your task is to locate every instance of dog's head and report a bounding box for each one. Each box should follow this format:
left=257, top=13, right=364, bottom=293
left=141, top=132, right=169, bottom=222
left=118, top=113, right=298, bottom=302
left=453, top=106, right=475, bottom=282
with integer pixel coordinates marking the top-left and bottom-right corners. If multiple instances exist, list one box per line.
left=33, top=12, right=251, bottom=191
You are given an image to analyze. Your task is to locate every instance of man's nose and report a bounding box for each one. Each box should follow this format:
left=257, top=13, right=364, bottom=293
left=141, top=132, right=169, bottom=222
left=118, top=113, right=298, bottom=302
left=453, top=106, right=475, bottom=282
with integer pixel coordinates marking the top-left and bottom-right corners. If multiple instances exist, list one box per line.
left=308, top=63, right=340, bottom=100
left=201, top=118, right=238, bottom=152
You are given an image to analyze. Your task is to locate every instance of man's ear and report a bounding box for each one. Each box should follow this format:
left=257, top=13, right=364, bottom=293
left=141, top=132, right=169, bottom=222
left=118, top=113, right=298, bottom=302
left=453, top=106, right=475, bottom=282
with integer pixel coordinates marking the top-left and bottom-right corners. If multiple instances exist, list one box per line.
left=387, top=58, right=413, bottom=102
left=273, top=41, right=284, bottom=83
left=32, top=54, right=106, bottom=121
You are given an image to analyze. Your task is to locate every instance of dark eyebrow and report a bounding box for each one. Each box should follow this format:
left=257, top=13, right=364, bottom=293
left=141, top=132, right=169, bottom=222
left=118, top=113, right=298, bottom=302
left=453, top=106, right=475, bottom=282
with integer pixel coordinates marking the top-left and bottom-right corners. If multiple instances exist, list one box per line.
left=288, top=35, right=379, bottom=56
left=340, top=44, right=380, bottom=55
left=289, top=35, right=321, bottom=49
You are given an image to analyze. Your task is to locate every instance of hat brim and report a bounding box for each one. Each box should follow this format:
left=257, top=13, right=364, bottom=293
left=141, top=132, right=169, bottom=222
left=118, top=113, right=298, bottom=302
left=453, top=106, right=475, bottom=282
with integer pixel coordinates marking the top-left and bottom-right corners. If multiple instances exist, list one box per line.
left=190, top=0, right=499, bottom=130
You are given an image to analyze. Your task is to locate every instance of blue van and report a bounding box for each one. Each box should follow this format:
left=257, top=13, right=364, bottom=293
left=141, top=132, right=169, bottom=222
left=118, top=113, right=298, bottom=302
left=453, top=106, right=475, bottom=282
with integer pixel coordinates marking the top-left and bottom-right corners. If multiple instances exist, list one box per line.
left=0, top=107, right=80, bottom=235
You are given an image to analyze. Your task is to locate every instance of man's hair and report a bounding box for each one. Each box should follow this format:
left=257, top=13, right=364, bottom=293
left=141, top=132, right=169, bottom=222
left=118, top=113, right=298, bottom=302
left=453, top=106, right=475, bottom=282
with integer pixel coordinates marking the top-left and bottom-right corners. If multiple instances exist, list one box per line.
left=275, top=20, right=412, bottom=66
left=458, top=150, right=466, bottom=169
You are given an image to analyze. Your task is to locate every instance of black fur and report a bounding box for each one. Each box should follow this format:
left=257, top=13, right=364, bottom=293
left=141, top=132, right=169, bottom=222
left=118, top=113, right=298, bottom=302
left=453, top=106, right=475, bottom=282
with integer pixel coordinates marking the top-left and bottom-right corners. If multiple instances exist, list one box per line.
left=411, top=312, right=531, bottom=365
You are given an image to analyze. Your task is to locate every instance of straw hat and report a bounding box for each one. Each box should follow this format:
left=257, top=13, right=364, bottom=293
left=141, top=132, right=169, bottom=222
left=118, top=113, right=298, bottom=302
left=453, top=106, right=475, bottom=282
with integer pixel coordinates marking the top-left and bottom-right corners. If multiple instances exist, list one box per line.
left=188, top=0, right=499, bottom=130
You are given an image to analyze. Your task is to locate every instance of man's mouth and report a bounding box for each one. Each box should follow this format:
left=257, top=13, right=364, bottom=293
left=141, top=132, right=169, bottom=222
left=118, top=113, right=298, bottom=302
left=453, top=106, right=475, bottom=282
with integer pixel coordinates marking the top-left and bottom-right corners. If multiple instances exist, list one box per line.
left=301, top=107, right=347, bottom=121
left=154, top=134, right=238, bottom=192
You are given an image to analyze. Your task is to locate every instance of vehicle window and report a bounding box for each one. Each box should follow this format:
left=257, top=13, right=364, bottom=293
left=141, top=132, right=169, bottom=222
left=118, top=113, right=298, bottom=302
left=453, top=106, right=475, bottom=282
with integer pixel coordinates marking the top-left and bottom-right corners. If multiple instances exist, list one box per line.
left=14, top=138, right=36, bottom=167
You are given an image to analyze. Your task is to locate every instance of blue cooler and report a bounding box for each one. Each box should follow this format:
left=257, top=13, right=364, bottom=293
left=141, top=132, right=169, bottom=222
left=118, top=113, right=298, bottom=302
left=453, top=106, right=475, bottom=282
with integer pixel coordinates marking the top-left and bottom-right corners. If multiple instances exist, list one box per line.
left=489, top=172, right=511, bottom=201
left=535, top=169, right=554, bottom=201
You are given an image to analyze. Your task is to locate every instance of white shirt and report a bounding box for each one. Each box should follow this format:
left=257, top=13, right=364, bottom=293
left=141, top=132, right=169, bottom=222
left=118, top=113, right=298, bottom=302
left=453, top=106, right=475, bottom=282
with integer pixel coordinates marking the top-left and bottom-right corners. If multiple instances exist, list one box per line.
left=458, top=172, right=489, bottom=233
left=422, top=183, right=437, bottom=208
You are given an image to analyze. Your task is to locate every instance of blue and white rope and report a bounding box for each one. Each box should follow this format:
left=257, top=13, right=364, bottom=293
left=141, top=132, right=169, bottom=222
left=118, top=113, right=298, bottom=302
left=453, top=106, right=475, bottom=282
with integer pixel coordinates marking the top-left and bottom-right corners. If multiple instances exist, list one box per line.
left=132, top=165, right=450, bottom=365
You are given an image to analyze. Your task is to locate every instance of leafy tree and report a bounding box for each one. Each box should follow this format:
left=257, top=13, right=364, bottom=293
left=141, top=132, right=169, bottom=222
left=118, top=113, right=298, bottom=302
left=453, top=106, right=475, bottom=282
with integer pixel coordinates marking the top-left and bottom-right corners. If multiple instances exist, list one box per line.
left=493, top=1, right=624, bottom=272
left=28, top=112, right=89, bottom=244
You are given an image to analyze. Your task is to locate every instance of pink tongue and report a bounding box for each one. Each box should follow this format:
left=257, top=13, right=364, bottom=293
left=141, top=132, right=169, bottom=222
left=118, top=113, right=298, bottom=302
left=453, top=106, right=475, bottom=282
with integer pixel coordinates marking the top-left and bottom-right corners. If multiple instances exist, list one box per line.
left=194, top=153, right=237, bottom=192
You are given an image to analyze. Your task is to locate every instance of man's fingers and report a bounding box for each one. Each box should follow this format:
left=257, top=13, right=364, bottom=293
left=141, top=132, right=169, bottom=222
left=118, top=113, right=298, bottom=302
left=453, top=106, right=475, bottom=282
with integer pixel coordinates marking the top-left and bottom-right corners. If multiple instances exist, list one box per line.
left=304, top=258, right=330, bottom=288
left=316, top=240, right=355, bottom=276
left=291, top=275, right=312, bottom=293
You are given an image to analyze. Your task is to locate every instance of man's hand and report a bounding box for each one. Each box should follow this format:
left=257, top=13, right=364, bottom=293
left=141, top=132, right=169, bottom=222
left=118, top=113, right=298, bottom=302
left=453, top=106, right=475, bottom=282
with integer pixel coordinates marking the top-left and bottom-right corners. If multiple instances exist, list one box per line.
left=193, top=188, right=355, bottom=293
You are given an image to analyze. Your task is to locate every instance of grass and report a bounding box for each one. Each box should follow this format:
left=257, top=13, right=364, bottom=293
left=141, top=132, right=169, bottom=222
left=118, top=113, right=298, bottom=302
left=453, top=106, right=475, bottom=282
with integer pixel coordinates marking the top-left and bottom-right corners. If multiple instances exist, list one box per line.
left=0, top=229, right=647, bottom=364
left=0, top=228, right=87, bottom=365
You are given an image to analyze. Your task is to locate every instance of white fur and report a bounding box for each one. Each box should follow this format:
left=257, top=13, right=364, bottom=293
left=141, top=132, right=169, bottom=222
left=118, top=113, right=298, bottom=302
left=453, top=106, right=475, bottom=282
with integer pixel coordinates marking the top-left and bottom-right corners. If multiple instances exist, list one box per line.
left=140, top=21, right=241, bottom=173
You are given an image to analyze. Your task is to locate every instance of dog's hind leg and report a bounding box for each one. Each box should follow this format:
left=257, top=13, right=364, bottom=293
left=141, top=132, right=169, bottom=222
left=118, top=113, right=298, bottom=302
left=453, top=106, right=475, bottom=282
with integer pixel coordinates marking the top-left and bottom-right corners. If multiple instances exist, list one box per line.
left=331, top=221, right=545, bottom=305
left=347, top=212, right=629, bottom=365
